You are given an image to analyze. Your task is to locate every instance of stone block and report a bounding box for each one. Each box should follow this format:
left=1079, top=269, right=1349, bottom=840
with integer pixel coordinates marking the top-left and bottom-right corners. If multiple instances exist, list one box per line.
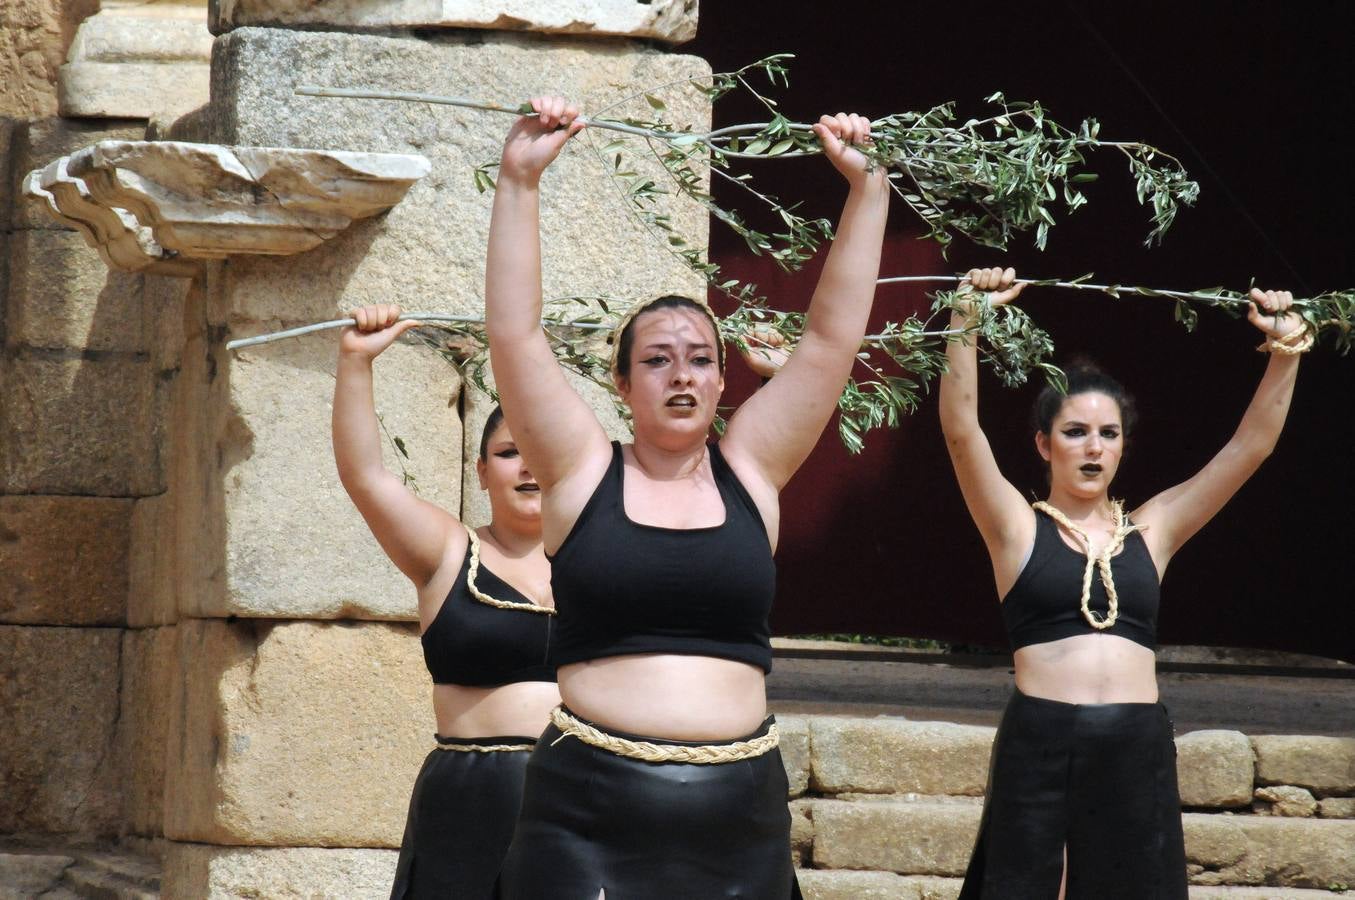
left=0, top=495, right=130, bottom=625
left=797, top=872, right=963, bottom=900
left=780, top=714, right=811, bottom=798
left=9, top=117, right=146, bottom=230
left=59, top=61, right=210, bottom=120
left=127, top=493, right=177, bottom=627
left=161, top=842, right=397, bottom=899
left=790, top=798, right=813, bottom=868
left=1253, top=735, right=1355, bottom=795
left=1, top=118, right=16, bottom=217
left=209, top=0, right=698, bottom=44
left=797, top=869, right=924, bottom=900
left=209, top=29, right=709, bottom=323
left=142, top=272, right=191, bottom=372
left=206, top=337, right=460, bottom=619
left=164, top=618, right=431, bottom=845
left=0, top=624, right=122, bottom=834
left=0, top=349, right=166, bottom=496
left=1177, top=730, right=1255, bottom=808
left=0, top=852, right=76, bottom=900
left=1253, top=785, right=1318, bottom=818
left=1319, top=797, right=1355, bottom=819
left=1183, top=812, right=1355, bottom=888
left=0, top=0, right=99, bottom=119
left=1187, top=888, right=1353, bottom=898
left=5, top=228, right=145, bottom=352
left=811, top=799, right=981, bottom=877
left=118, top=625, right=177, bottom=836
left=810, top=717, right=994, bottom=797
left=66, top=11, right=213, bottom=64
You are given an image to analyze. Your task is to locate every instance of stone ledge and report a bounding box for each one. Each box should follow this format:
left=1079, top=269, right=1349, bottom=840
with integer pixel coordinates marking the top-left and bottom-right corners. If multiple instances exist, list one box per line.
left=209, top=0, right=698, bottom=44
left=24, top=141, right=430, bottom=273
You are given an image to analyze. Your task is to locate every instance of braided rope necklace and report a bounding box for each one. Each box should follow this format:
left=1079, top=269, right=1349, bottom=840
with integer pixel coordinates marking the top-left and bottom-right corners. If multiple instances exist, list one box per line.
left=1031, top=500, right=1145, bottom=629
left=465, top=527, right=556, bottom=616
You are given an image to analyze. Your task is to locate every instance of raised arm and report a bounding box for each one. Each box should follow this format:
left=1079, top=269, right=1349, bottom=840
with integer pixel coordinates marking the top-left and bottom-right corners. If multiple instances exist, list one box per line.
left=333, top=304, right=463, bottom=588
left=721, top=113, right=890, bottom=492
left=485, top=96, right=610, bottom=492
left=938, top=268, right=1034, bottom=577
left=1133, top=288, right=1304, bottom=568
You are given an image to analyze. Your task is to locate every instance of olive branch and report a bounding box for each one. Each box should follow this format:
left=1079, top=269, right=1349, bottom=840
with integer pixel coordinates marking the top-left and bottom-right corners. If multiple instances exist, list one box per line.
left=274, top=57, right=1350, bottom=454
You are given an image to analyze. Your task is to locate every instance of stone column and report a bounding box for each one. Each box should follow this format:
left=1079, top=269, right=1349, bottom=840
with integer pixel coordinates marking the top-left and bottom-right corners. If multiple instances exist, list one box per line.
left=148, top=11, right=708, bottom=896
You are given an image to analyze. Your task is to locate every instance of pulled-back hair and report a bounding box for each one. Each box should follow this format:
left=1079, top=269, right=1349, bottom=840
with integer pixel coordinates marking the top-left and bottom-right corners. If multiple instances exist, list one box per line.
left=612, top=295, right=725, bottom=378
left=1030, top=362, right=1138, bottom=438
left=478, top=405, right=506, bottom=461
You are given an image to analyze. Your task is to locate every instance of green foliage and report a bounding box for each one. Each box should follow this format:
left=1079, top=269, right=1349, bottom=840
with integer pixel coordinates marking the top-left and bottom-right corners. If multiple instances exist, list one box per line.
left=447, top=55, right=1351, bottom=454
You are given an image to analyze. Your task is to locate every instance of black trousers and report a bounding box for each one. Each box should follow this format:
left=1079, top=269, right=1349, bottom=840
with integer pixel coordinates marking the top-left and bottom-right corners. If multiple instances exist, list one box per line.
left=390, top=735, right=536, bottom=900
left=497, top=711, right=801, bottom=900
left=959, top=689, right=1188, bottom=900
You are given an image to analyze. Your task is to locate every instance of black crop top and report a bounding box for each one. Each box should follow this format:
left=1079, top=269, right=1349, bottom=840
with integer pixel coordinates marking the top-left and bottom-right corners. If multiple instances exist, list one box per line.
left=421, top=529, right=557, bottom=687
left=1001, top=508, right=1160, bottom=651
left=550, top=441, right=777, bottom=673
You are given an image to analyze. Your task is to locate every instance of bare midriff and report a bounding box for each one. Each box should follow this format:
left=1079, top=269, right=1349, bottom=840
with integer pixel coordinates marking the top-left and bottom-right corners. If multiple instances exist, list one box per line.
left=559, top=654, right=768, bottom=741
left=432, top=681, right=561, bottom=739
left=1013, top=632, right=1159, bottom=704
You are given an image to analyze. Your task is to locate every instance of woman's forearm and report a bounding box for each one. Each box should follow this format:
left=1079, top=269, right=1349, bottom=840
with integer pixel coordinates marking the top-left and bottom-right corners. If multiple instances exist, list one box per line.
left=1229, top=350, right=1300, bottom=460
left=485, top=179, right=545, bottom=343
left=939, top=307, right=982, bottom=436
left=332, top=352, right=388, bottom=492
left=801, top=176, right=890, bottom=353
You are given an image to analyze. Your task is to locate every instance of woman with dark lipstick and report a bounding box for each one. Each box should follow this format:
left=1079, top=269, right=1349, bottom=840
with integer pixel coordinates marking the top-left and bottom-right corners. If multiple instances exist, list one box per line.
left=940, top=267, right=1306, bottom=899
left=333, top=303, right=557, bottom=899
left=484, top=95, right=890, bottom=898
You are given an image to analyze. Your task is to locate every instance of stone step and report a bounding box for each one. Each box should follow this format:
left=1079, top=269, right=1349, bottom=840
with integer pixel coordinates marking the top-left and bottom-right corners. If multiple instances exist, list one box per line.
left=781, top=715, right=1355, bottom=810
left=796, top=871, right=1348, bottom=899
left=800, top=799, right=1355, bottom=889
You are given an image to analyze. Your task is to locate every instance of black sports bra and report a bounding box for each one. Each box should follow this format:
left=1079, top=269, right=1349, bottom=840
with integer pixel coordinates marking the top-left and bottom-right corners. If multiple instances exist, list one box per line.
left=549, top=442, right=777, bottom=673
left=1001, top=508, right=1160, bottom=651
left=420, top=529, right=556, bottom=687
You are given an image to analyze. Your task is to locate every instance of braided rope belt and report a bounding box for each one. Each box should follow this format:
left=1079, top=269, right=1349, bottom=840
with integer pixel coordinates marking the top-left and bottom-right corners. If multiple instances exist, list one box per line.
left=549, top=706, right=779, bottom=765
left=435, top=741, right=535, bottom=753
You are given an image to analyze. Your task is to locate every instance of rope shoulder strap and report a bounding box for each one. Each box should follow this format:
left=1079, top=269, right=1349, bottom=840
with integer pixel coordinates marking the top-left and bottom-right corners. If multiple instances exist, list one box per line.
left=1031, top=500, right=1146, bottom=630
left=465, top=527, right=557, bottom=616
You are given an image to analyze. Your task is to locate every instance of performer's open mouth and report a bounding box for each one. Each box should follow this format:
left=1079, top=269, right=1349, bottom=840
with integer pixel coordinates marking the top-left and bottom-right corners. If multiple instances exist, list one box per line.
left=1079, top=463, right=1103, bottom=475
left=666, top=394, right=697, bottom=409
left=515, top=482, right=540, bottom=493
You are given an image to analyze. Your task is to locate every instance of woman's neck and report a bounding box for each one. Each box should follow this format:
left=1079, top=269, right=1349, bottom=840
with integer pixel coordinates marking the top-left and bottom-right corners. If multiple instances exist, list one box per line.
left=481, top=520, right=543, bottom=558
left=1043, top=489, right=1114, bottom=524
left=628, top=437, right=708, bottom=481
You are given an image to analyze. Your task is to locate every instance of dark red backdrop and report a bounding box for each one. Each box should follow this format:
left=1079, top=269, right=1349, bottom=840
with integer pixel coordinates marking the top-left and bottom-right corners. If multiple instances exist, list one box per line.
left=686, top=3, right=1355, bottom=662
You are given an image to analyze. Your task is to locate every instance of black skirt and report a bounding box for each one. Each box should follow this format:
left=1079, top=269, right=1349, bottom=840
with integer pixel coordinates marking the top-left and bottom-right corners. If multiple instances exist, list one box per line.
left=497, top=710, right=801, bottom=900
left=959, top=689, right=1188, bottom=900
left=390, top=734, right=536, bottom=900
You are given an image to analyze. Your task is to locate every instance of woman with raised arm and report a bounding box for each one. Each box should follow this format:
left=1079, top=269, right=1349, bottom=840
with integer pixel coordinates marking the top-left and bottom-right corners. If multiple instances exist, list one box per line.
left=941, top=268, right=1306, bottom=899
left=332, top=304, right=558, bottom=899
left=484, top=96, right=889, bottom=898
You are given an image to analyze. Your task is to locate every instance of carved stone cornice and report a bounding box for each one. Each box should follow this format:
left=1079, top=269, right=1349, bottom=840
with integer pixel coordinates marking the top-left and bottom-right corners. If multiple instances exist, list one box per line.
left=23, top=141, right=431, bottom=276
